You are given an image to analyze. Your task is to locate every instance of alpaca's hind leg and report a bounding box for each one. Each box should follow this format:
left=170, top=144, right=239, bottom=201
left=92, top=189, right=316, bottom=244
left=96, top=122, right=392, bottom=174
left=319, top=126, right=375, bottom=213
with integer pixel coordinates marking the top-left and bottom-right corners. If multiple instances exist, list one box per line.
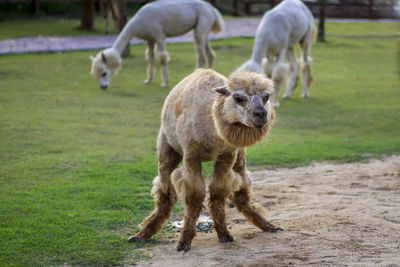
left=172, top=156, right=205, bottom=252
left=262, top=56, right=276, bottom=78
left=128, top=132, right=181, bottom=243
left=271, top=52, right=289, bottom=107
left=104, top=5, right=111, bottom=34
left=194, top=35, right=207, bottom=68
left=194, top=20, right=211, bottom=68
left=109, top=0, right=120, bottom=33
left=283, top=47, right=299, bottom=99
left=209, top=152, right=238, bottom=243
left=156, top=40, right=170, bottom=88
left=205, top=41, right=216, bottom=68
left=300, top=40, right=313, bottom=98
left=144, top=42, right=155, bottom=84
left=230, top=149, right=282, bottom=232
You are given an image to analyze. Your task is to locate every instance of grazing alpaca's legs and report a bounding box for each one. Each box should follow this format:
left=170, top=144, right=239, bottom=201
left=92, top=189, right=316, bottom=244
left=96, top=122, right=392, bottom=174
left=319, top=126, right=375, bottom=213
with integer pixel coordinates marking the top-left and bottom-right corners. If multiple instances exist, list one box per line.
left=230, top=149, right=282, bottom=232
left=104, top=7, right=111, bottom=34
left=128, top=133, right=181, bottom=242
left=300, top=38, right=313, bottom=98
left=194, top=17, right=212, bottom=68
left=208, top=153, right=238, bottom=243
left=171, top=156, right=205, bottom=252
left=156, top=39, right=170, bottom=88
left=205, top=40, right=216, bottom=68
left=144, top=41, right=155, bottom=84
left=262, top=56, right=276, bottom=78
left=271, top=50, right=289, bottom=107
left=194, top=33, right=207, bottom=68
left=283, top=46, right=299, bottom=99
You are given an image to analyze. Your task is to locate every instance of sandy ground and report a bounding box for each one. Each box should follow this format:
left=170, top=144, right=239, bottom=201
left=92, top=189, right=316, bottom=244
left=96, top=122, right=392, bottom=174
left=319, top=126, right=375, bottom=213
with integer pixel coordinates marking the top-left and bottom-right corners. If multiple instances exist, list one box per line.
left=135, top=156, right=400, bottom=267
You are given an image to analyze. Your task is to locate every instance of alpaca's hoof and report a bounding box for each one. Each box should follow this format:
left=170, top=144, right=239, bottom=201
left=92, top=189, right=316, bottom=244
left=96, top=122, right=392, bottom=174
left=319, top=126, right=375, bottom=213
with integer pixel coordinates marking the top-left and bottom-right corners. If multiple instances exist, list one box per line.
left=219, top=234, right=234, bottom=243
left=161, top=83, right=168, bottom=88
left=144, top=79, right=152, bottom=84
left=128, top=235, right=147, bottom=243
left=262, top=224, right=284, bottom=233
left=301, top=93, right=309, bottom=98
left=177, top=242, right=191, bottom=252
left=283, top=94, right=291, bottom=99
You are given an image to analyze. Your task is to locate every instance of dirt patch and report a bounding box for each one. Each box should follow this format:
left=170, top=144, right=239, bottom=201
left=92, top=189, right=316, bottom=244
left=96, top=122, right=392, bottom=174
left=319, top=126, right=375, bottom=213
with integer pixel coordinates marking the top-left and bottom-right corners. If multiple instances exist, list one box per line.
left=135, top=156, right=400, bottom=266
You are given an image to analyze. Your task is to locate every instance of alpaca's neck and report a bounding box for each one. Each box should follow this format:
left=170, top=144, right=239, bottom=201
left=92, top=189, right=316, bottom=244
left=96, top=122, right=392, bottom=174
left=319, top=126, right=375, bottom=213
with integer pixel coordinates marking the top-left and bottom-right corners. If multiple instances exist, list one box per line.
left=111, top=17, right=139, bottom=54
left=249, top=38, right=267, bottom=65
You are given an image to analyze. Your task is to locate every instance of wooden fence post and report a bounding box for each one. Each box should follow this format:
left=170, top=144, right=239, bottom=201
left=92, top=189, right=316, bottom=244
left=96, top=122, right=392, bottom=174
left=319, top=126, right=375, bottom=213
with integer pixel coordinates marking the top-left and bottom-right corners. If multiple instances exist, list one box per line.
left=318, top=0, right=326, bottom=42
left=80, top=0, right=95, bottom=30
left=30, top=0, right=39, bottom=14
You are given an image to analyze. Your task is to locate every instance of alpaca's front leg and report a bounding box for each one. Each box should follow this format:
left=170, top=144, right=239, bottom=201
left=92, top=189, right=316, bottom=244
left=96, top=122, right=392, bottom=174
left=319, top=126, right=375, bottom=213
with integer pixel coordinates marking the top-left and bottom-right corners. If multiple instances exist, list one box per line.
left=205, top=41, right=215, bottom=68
left=302, top=56, right=313, bottom=98
left=209, top=153, right=237, bottom=243
left=156, top=40, right=170, bottom=88
left=128, top=133, right=181, bottom=243
left=194, top=33, right=207, bottom=68
left=231, top=187, right=282, bottom=232
left=144, top=42, right=155, bottom=84
left=231, top=149, right=283, bottom=233
left=172, top=157, right=205, bottom=252
left=104, top=9, right=111, bottom=34
left=283, top=47, right=299, bottom=99
left=271, top=61, right=289, bottom=107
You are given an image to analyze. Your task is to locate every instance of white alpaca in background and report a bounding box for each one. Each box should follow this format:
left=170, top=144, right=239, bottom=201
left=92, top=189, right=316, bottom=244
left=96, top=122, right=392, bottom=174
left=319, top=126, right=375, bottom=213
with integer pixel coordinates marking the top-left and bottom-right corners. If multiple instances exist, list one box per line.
left=91, top=0, right=224, bottom=89
left=238, top=0, right=316, bottom=107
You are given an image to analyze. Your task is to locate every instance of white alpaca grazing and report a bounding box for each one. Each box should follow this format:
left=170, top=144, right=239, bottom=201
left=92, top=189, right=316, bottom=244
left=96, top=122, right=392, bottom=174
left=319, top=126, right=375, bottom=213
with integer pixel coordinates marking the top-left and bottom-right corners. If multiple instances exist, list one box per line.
left=238, top=0, right=316, bottom=107
left=91, top=0, right=224, bottom=89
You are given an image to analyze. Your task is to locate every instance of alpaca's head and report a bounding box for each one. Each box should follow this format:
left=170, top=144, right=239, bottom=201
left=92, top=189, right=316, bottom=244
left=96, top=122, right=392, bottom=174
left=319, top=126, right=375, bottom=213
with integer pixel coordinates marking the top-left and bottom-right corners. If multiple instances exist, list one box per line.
left=212, top=71, right=275, bottom=148
left=90, top=48, right=121, bottom=90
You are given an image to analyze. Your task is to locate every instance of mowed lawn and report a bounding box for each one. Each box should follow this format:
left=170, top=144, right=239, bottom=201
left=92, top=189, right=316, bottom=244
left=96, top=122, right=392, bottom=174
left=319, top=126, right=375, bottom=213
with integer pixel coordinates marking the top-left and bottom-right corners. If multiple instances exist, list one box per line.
left=0, top=23, right=399, bottom=266
left=0, top=17, right=398, bottom=40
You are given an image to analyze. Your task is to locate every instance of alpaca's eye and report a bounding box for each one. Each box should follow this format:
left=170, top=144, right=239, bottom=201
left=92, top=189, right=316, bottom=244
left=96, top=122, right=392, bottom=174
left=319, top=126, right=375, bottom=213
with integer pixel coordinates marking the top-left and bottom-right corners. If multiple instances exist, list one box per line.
left=262, top=93, right=270, bottom=104
left=233, top=94, right=246, bottom=104
left=102, top=72, right=107, bottom=77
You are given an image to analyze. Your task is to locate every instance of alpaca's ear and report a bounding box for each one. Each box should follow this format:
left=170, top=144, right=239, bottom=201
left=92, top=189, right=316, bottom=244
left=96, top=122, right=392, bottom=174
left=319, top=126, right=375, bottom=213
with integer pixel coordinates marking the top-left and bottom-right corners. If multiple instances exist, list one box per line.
left=101, top=52, right=107, bottom=64
left=89, top=55, right=95, bottom=61
left=215, top=86, right=231, bottom=96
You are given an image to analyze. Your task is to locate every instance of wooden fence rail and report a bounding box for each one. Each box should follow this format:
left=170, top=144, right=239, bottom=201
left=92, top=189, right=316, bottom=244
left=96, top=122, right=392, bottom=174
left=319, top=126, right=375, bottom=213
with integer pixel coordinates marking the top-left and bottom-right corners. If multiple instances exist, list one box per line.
left=209, top=0, right=398, bottom=18
left=0, top=0, right=398, bottom=19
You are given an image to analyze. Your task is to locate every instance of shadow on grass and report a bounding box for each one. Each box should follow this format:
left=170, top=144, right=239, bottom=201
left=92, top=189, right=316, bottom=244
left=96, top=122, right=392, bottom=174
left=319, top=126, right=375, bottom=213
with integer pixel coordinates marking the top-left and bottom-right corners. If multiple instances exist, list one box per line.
left=111, top=91, right=140, bottom=98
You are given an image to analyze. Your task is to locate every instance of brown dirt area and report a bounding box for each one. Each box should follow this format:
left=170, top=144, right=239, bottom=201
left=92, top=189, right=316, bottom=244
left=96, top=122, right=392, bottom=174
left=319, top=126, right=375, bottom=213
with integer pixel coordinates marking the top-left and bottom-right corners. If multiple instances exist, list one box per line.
left=135, top=156, right=400, bottom=266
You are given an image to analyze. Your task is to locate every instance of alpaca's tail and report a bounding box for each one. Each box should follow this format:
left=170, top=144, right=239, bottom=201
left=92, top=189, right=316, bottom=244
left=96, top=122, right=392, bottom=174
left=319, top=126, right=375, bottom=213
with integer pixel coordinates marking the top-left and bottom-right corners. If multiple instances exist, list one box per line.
left=211, top=7, right=225, bottom=34
left=311, top=24, right=318, bottom=43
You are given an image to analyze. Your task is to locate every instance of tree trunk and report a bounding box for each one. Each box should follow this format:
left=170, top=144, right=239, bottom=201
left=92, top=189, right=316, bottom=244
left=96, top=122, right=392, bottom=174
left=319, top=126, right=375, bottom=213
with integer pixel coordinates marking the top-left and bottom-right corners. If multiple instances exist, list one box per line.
left=97, top=0, right=104, bottom=15
left=80, top=0, right=95, bottom=30
left=117, top=0, right=130, bottom=56
left=30, top=0, right=39, bottom=14
left=318, top=0, right=327, bottom=42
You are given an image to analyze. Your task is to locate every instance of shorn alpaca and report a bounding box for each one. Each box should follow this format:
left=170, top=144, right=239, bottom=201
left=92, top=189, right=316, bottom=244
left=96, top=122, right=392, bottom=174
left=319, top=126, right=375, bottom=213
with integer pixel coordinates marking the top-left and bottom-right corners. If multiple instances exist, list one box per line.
left=238, top=0, right=316, bottom=107
left=129, top=69, right=282, bottom=252
left=90, top=0, right=224, bottom=89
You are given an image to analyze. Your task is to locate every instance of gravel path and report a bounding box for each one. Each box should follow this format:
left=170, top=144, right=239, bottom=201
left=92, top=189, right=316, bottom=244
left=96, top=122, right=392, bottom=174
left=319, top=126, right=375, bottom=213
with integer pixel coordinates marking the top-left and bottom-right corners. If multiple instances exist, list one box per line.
left=134, top=156, right=400, bottom=267
left=0, top=18, right=397, bottom=55
left=0, top=18, right=259, bottom=55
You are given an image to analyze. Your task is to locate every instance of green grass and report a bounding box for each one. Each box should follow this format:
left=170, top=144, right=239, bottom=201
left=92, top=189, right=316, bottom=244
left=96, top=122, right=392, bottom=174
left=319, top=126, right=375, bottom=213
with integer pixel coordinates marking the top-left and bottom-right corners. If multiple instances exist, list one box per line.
left=0, top=23, right=399, bottom=266
left=0, top=16, right=117, bottom=40
left=325, top=22, right=399, bottom=36
left=0, top=14, right=398, bottom=40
